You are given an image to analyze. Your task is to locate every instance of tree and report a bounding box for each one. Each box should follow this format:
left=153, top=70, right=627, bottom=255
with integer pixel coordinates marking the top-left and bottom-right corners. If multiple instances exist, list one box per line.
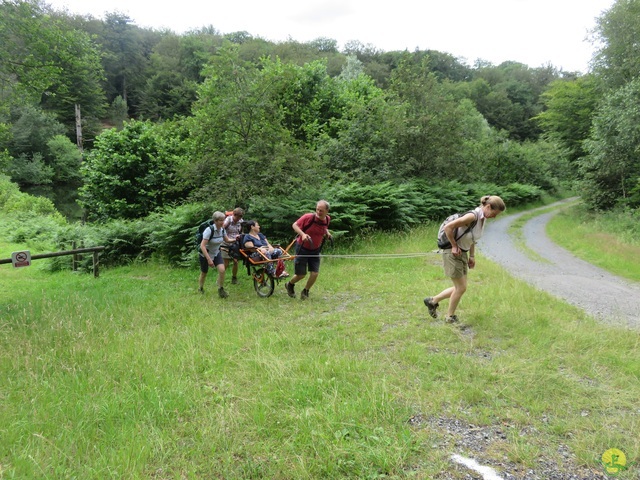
left=47, top=134, right=83, bottom=183
left=188, top=45, right=325, bottom=205
left=8, top=105, right=66, bottom=160
left=422, top=50, right=472, bottom=82
left=580, top=78, right=640, bottom=209
left=387, top=54, right=467, bottom=179
left=6, top=152, right=53, bottom=186
left=316, top=72, right=404, bottom=183
left=108, top=95, right=129, bottom=127
left=138, top=72, right=196, bottom=120
left=592, top=0, right=640, bottom=89
left=0, top=0, right=64, bottom=105
left=467, top=61, right=559, bottom=141
left=79, top=119, right=189, bottom=219
left=535, top=75, right=601, bottom=163
left=0, top=0, right=106, bottom=136
left=97, top=12, right=158, bottom=116
left=339, top=55, right=365, bottom=81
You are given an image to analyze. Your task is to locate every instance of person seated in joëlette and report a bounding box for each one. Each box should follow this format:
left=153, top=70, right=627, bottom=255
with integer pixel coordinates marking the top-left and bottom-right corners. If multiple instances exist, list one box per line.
left=242, top=220, right=289, bottom=278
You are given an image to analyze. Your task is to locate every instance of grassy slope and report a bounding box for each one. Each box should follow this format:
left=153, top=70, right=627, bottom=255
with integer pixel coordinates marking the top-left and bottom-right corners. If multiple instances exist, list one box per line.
left=1, top=225, right=638, bottom=479
left=547, top=205, right=640, bottom=282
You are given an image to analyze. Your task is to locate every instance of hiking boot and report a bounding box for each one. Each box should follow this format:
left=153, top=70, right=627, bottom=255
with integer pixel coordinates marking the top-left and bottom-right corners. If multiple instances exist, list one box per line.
left=445, top=315, right=459, bottom=323
left=231, top=276, right=238, bottom=285
left=218, top=287, right=229, bottom=298
left=424, top=297, right=438, bottom=318
left=285, top=281, right=296, bottom=298
left=301, top=288, right=310, bottom=300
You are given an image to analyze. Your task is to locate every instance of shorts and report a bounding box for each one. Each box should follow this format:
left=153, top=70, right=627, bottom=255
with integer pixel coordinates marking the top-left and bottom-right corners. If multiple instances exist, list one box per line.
left=199, top=251, right=223, bottom=273
left=443, top=250, right=469, bottom=279
left=294, top=246, right=321, bottom=275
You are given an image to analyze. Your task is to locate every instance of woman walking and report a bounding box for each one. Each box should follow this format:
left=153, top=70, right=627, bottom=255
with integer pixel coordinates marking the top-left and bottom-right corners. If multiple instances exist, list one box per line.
left=199, top=211, right=234, bottom=298
left=424, top=195, right=506, bottom=323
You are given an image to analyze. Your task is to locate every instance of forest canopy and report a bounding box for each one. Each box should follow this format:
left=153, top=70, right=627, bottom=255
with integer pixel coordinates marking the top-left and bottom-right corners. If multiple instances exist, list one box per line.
left=2, top=0, right=640, bottom=246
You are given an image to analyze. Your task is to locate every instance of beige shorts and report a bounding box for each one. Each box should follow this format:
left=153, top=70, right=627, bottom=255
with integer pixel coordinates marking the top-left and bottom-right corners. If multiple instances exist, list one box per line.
left=443, top=250, right=469, bottom=278
left=220, top=243, right=237, bottom=261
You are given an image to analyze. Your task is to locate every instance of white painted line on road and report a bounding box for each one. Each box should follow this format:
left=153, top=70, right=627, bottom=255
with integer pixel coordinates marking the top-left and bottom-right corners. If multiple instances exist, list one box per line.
left=451, top=454, right=503, bottom=480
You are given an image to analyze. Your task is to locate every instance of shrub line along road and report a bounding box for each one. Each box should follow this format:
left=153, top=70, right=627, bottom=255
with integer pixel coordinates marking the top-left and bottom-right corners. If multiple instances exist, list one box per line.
left=478, top=198, right=640, bottom=328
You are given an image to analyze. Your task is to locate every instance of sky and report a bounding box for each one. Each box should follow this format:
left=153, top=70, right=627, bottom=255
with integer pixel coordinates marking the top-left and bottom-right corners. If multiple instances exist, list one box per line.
left=46, top=0, right=616, bottom=73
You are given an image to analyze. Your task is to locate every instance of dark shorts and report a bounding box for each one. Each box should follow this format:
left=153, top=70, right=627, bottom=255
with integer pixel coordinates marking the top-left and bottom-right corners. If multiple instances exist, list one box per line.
left=294, top=246, right=321, bottom=275
left=199, top=251, right=223, bottom=273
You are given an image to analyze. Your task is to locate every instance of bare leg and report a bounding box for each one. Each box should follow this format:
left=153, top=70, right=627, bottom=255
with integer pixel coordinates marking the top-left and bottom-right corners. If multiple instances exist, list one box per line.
left=304, top=271, right=319, bottom=290
left=216, top=264, right=226, bottom=288
left=199, top=271, right=207, bottom=290
left=446, top=276, right=467, bottom=317
left=432, top=286, right=454, bottom=305
left=232, top=259, right=238, bottom=278
left=289, top=273, right=305, bottom=285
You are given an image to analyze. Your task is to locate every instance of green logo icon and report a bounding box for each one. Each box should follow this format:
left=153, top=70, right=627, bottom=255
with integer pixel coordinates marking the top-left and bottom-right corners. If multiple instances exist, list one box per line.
left=601, top=448, right=628, bottom=475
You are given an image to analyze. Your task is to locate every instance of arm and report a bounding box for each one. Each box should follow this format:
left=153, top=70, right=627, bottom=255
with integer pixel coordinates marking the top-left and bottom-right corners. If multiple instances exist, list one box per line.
left=292, top=219, right=310, bottom=244
left=200, top=237, right=214, bottom=266
left=260, top=234, right=274, bottom=253
left=468, top=244, right=476, bottom=268
left=444, top=212, right=476, bottom=256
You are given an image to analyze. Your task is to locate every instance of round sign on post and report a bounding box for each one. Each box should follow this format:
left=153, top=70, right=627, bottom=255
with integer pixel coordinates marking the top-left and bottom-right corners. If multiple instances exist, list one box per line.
left=11, top=250, right=31, bottom=268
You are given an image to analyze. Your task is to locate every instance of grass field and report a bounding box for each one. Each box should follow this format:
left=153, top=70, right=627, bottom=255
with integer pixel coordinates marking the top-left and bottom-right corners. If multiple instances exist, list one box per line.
left=547, top=204, right=640, bottom=282
left=1, top=220, right=639, bottom=479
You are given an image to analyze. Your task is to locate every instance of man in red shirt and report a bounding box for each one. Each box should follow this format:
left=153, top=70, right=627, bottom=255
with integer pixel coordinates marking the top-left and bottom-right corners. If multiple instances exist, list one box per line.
left=285, top=200, right=332, bottom=300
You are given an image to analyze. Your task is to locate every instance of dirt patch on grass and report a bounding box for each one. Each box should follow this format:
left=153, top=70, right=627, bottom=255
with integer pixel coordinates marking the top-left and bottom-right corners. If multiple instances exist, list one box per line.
left=407, top=415, right=608, bottom=479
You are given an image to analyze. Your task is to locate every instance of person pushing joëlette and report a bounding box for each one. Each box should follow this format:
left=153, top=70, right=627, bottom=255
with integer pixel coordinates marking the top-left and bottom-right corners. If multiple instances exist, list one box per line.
left=285, top=200, right=332, bottom=300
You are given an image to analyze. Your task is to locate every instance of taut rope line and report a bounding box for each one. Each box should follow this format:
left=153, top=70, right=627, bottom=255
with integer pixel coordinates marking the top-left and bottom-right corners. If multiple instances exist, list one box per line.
left=294, top=252, right=433, bottom=259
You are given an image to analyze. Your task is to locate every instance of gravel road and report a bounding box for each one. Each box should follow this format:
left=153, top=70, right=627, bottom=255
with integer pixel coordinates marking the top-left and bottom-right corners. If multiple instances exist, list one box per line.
left=478, top=198, right=640, bottom=328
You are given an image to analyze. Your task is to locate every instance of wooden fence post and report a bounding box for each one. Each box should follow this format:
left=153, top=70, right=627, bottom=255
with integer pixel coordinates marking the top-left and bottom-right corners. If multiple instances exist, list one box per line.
left=93, top=250, right=100, bottom=278
left=72, top=241, right=78, bottom=271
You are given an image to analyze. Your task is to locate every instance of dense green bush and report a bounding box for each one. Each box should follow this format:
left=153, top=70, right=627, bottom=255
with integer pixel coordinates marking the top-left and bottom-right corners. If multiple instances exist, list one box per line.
left=49, top=202, right=228, bottom=270
left=6, top=153, right=54, bottom=186
left=220, top=180, right=543, bottom=245
left=0, top=174, right=65, bottom=219
left=79, top=120, right=190, bottom=220
left=3, top=175, right=545, bottom=272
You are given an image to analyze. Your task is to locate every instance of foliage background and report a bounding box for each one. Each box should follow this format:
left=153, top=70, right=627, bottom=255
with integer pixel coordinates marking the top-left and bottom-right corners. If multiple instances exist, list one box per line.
left=1, top=0, right=639, bottom=256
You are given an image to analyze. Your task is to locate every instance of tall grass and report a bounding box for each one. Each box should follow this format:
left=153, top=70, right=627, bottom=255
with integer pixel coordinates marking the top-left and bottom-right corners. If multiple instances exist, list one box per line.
left=1, top=226, right=638, bottom=478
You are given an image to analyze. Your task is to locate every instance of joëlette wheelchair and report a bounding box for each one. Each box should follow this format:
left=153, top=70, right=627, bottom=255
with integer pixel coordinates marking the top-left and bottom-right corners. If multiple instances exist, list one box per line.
left=222, top=237, right=297, bottom=297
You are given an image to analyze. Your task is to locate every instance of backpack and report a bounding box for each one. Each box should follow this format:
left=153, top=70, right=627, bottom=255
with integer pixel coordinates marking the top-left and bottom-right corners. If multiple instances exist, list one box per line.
left=220, top=234, right=245, bottom=260
left=195, top=220, right=214, bottom=249
left=437, top=210, right=478, bottom=250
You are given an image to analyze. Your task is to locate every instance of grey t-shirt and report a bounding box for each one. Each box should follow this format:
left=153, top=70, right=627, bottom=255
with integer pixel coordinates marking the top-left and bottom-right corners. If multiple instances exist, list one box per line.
left=202, top=226, right=226, bottom=256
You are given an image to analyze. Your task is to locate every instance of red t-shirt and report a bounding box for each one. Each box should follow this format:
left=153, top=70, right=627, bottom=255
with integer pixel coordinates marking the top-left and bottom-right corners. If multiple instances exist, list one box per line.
left=295, top=213, right=330, bottom=250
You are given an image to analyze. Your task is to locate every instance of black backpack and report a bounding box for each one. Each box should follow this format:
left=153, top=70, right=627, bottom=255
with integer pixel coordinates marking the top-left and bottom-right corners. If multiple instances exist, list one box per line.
left=194, top=220, right=214, bottom=249
left=221, top=234, right=245, bottom=260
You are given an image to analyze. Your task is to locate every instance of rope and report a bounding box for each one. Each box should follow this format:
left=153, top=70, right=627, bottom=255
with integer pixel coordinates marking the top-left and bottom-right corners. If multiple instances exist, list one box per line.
left=294, top=252, right=433, bottom=259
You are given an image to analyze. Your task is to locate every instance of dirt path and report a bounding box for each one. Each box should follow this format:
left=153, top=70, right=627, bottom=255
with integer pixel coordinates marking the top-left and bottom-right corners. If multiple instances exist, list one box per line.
left=478, top=198, right=640, bottom=328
